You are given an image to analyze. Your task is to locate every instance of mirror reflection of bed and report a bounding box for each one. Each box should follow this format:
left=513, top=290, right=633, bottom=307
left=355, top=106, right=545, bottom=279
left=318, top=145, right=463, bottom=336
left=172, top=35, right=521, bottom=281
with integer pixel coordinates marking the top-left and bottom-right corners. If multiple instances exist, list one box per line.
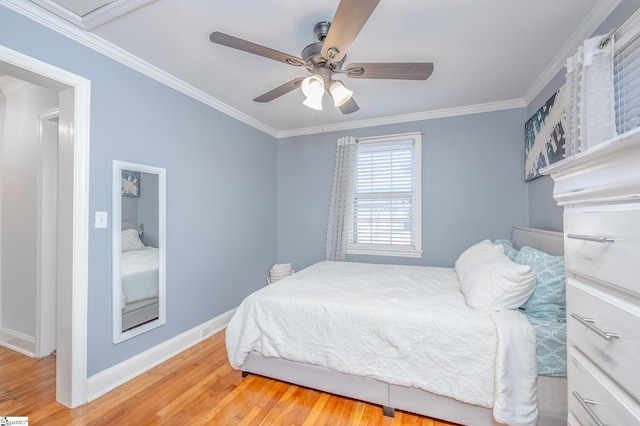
left=113, top=161, right=166, bottom=343
left=120, top=223, right=159, bottom=331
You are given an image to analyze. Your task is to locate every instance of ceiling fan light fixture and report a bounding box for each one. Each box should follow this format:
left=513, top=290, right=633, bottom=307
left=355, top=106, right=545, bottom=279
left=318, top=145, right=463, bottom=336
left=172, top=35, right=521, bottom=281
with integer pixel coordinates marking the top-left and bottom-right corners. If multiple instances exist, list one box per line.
left=303, top=96, right=323, bottom=110
left=301, top=75, right=324, bottom=98
left=329, top=80, right=353, bottom=107
left=302, top=75, right=325, bottom=110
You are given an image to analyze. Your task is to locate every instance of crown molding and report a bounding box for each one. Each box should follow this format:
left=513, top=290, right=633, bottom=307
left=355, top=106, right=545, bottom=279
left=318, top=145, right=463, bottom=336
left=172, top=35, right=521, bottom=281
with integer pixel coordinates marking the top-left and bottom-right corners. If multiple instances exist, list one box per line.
left=1, top=0, right=279, bottom=137
left=27, top=0, right=156, bottom=30
left=6, top=0, right=610, bottom=139
left=523, top=0, right=622, bottom=106
left=277, top=99, right=526, bottom=138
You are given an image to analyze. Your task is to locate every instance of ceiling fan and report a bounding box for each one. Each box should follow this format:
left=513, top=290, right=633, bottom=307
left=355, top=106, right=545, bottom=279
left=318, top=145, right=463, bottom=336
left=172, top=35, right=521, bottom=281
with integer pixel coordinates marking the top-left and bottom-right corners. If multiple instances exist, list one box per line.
left=209, top=0, right=434, bottom=114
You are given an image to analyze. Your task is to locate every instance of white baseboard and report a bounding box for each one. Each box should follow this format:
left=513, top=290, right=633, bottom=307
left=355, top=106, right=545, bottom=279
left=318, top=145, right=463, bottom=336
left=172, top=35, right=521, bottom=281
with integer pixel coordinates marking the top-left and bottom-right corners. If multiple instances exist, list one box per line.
left=87, top=307, right=236, bottom=402
left=0, top=327, right=36, bottom=357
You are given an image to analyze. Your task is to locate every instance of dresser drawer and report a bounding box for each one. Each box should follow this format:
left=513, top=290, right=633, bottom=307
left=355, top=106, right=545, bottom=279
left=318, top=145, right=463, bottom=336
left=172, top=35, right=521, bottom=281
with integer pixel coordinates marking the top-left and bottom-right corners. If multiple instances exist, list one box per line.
left=568, top=279, right=640, bottom=401
left=568, top=348, right=640, bottom=425
left=564, top=205, right=640, bottom=295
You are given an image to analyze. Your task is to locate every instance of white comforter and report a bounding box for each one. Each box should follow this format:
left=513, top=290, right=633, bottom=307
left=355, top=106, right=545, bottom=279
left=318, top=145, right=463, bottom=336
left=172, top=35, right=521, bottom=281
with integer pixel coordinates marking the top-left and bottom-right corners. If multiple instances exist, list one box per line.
left=226, top=261, right=538, bottom=425
left=120, top=247, right=159, bottom=309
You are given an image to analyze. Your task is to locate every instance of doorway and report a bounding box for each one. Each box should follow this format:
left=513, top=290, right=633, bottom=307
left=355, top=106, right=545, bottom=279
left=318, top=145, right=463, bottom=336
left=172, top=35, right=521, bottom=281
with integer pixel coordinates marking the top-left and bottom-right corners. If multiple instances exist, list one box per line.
left=0, top=44, right=90, bottom=408
left=0, top=81, right=58, bottom=358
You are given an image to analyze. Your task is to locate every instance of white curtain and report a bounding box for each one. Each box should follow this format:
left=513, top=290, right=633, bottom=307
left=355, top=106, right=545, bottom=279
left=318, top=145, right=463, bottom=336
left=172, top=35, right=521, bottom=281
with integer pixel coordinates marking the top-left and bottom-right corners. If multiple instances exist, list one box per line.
left=565, top=35, right=617, bottom=156
left=326, top=136, right=357, bottom=261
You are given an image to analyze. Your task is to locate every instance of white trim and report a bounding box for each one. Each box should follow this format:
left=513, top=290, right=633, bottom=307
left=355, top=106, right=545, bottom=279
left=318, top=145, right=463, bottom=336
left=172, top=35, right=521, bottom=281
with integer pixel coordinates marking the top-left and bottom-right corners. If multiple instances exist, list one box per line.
left=276, top=99, right=526, bottom=138
left=616, top=4, right=640, bottom=48
left=346, top=248, right=423, bottom=258
left=87, top=308, right=236, bottom=402
left=0, top=327, right=36, bottom=357
left=0, top=43, right=91, bottom=408
left=36, top=108, right=59, bottom=358
left=112, top=160, right=167, bottom=344
left=523, top=0, right=622, bottom=106
left=69, top=73, right=91, bottom=409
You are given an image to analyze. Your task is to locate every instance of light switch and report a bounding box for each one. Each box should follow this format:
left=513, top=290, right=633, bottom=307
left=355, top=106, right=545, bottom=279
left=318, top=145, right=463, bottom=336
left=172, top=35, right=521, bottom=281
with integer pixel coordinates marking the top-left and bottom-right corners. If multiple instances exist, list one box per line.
left=95, top=211, right=108, bottom=229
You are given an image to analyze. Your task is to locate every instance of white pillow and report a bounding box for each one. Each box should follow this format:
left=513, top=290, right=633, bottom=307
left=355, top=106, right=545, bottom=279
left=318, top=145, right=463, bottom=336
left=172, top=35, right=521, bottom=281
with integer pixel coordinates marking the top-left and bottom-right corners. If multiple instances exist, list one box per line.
left=121, top=228, right=145, bottom=252
left=455, top=239, right=504, bottom=285
left=461, top=251, right=536, bottom=311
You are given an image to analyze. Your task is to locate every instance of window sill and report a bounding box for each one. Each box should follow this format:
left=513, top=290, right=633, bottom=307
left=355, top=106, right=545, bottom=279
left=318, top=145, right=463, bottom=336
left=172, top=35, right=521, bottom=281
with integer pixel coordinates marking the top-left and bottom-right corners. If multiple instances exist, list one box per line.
left=346, top=248, right=423, bottom=258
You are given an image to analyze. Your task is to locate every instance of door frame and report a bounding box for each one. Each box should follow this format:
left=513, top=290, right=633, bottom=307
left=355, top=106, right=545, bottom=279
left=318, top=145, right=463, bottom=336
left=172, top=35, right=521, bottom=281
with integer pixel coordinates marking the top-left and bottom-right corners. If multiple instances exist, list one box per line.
left=36, top=108, right=59, bottom=358
left=0, top=44, right=90, bottom=408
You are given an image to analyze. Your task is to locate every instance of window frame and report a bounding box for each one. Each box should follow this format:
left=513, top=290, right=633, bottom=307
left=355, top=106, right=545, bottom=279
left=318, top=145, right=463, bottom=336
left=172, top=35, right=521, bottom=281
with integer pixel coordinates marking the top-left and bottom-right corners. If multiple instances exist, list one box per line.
left=346, top=132, right=422, bottom=258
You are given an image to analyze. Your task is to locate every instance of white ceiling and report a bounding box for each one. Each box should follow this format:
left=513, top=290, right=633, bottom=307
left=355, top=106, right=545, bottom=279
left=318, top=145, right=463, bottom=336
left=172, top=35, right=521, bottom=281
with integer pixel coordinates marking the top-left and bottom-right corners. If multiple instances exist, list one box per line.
left=19, top=0, right=621, bottom=136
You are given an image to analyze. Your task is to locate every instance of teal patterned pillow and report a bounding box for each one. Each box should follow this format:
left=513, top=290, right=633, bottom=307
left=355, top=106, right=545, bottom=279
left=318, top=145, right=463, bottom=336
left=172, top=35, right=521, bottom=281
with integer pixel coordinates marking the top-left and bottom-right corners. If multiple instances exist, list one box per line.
left=493, top=239, right=518, bottom=261
left=526, top=316, right=567, bottom=376
left=515, top=246, right=566, bottom=320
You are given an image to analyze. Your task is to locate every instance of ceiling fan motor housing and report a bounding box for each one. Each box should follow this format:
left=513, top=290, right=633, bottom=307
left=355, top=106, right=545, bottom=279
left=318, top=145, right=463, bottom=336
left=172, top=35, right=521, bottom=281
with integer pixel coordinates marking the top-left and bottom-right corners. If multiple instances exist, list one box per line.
left=302, top=25, right=346, bottom=74
left=313, top=21, right=331, bottom=41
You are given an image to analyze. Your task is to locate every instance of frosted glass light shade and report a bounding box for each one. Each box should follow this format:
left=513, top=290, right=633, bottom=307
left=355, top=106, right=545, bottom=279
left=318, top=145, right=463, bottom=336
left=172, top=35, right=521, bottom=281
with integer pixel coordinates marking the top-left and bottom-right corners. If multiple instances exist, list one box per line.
left=329, top=80, right=353, bottom=107
left=302, top=75, right=324, bottom=110
left=303, top=95, right=323, bottom=110
left=302, top=75, right=324, bottom=98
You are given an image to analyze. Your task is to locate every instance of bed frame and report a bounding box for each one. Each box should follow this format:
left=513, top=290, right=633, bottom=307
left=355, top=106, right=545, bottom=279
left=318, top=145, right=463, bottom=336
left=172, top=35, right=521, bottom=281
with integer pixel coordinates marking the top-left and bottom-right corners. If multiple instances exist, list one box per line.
left=241, top=227, right=566, bottom=425
left=122, top=297, right=159, bottom=331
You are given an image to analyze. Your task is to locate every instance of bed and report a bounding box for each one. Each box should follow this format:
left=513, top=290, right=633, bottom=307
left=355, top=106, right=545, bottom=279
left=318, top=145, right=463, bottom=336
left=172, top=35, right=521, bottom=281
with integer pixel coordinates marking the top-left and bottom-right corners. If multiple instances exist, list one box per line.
left=120, top=227, right=159, bottom=331
left=226, top=227, right=567, bottom=425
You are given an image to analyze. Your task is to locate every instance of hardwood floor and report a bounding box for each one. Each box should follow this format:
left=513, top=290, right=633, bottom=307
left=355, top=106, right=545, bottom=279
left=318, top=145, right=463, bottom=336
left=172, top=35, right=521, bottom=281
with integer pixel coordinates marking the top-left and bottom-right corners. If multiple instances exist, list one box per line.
left=0, top=331, right=458, bottom=425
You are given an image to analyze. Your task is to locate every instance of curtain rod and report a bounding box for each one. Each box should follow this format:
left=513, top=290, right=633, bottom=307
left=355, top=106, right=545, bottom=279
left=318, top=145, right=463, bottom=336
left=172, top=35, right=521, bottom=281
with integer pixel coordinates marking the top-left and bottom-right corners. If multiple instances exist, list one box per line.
left=598, top=3, right=640, bottom=49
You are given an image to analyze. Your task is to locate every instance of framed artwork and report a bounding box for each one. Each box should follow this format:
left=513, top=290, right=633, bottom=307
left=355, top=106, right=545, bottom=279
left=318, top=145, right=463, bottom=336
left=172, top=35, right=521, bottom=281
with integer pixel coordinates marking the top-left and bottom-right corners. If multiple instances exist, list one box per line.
left=524, top=85, right=566, bottom=181
left=121, top=169, right=140, bottom=197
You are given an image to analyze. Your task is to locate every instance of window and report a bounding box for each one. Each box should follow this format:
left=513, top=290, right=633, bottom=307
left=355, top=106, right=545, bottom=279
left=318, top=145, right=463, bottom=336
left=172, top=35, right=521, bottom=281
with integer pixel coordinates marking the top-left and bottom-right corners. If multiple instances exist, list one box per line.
left=614, top=8, right=640, bottom=134
left=347, top=132, right=421, bottom=257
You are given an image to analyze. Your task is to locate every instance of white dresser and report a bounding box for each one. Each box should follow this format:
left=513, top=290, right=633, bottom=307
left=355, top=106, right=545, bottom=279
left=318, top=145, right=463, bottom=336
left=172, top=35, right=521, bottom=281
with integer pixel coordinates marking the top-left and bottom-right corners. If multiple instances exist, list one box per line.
left=543, top=130, right=640, bottom=425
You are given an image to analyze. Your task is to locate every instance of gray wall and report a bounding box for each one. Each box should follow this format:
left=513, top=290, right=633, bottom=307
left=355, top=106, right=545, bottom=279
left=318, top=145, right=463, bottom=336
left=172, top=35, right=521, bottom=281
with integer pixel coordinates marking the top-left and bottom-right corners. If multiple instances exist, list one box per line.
left=277, top=108, right=529, bottom=270
left=525, top=0, right=640, bottom=231
left=0, top=5, right=277, bottom=376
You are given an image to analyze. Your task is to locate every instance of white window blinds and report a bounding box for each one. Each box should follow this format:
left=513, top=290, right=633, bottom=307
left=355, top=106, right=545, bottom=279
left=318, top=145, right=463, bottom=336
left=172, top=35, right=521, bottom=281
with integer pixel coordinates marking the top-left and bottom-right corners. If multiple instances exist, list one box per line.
left=348, top=133, right=421, bottom=257
left=613, top=6, right=640, bottom=135
left=614, top=28, right=640, bottom=134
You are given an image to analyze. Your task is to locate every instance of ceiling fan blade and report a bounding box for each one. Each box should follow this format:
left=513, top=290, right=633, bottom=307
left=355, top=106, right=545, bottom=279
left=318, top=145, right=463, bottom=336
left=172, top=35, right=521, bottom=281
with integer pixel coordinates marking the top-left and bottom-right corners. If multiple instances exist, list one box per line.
left=210, top=32, right=306, bottom=67
left=253, top=78, right=305, bottom=103
left=346, top=63, right=434, bottom=80
left=339, top=96, right=360, bottom=114
left=321, top=0, right=380, bottom=63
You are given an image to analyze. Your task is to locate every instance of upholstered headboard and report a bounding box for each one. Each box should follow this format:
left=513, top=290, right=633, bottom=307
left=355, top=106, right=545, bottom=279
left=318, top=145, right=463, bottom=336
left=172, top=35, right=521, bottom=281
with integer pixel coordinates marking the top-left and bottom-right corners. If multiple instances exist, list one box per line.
left=511, top=226, right=564, bottom=256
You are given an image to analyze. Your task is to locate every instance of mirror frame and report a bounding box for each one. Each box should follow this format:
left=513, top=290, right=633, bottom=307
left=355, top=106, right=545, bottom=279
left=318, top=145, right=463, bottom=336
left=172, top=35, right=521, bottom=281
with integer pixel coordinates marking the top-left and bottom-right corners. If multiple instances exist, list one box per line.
left=112, top=160, right=166, bottom=343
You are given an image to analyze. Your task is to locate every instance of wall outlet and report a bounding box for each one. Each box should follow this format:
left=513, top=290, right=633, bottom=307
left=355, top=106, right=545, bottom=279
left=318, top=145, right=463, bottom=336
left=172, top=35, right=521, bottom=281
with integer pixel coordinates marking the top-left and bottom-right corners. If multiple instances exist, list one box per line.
left=200, top=326, right=210, bottom=337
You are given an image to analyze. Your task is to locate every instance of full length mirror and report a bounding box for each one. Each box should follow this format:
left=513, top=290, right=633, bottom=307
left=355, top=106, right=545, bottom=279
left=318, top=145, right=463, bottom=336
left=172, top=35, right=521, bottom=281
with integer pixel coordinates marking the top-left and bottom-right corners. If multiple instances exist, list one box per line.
left=112, top=161, right=166, bottom=343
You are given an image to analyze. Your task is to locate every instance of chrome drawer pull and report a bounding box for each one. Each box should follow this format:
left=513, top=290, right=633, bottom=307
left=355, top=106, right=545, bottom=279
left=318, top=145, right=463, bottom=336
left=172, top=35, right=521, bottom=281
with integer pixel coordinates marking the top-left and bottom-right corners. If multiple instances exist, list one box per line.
left=573, top=391, right=606, bottom=426
left=567, top=233, right=614, bottom=243
left=571, top=313, right=620, bottom=341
